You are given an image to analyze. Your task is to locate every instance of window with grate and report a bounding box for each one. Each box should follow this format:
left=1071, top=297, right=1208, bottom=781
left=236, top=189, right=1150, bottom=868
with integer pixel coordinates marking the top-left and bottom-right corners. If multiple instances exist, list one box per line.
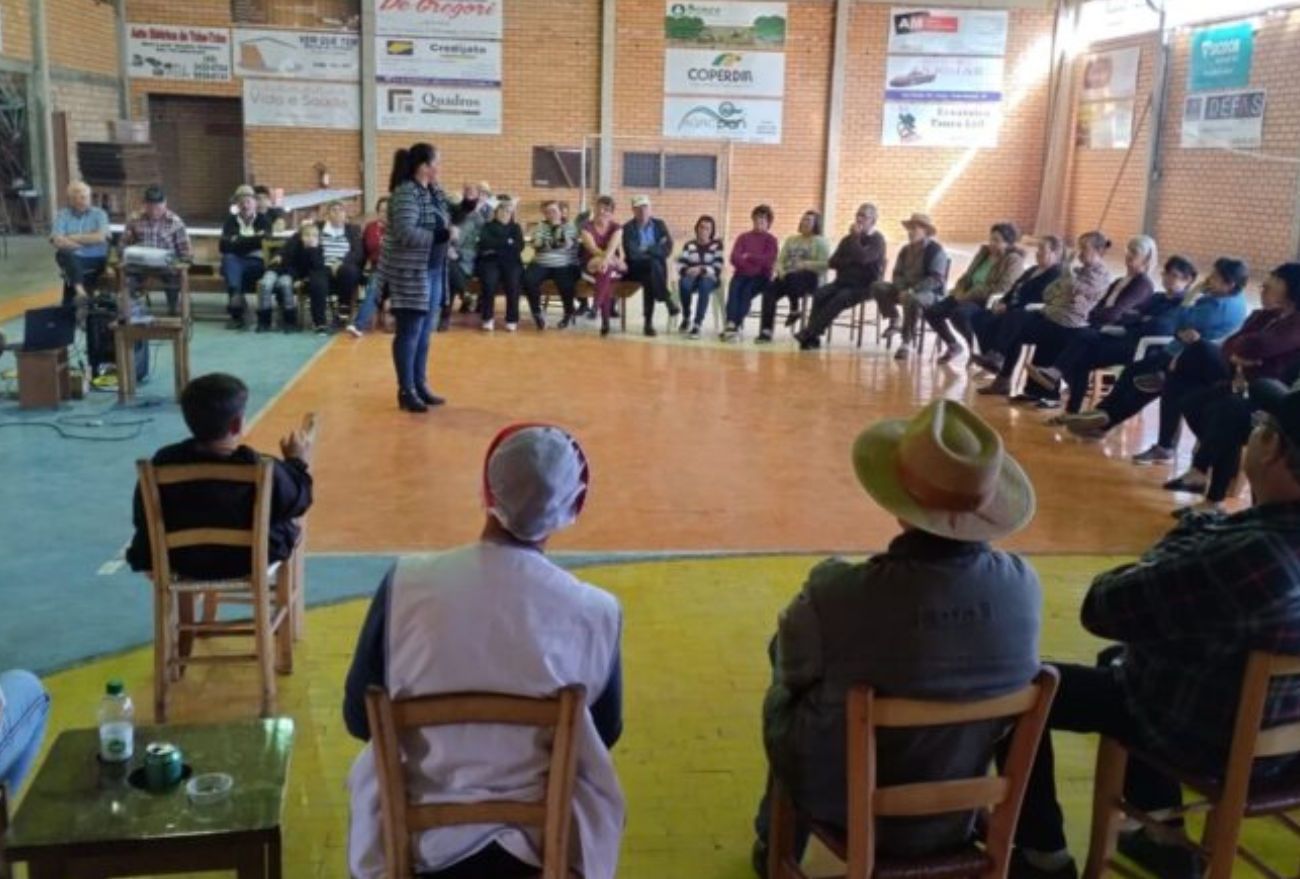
left=531, top=146, right=592, bottom=189
left=664, top=154, right=717, bottom=190
left=622, top=152, right=661, bottom=189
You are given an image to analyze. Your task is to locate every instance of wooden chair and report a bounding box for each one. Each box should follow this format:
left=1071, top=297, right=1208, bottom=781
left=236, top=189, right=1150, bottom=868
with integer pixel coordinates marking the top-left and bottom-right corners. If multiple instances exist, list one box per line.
left=769, top=667, right=1059, bottom=879
left=113, top=263, right=190, bottom=402
left=137, top=457, right=299, bottom=722
left=1083, top=652, right=1300, bottom=879
left=574, top=278, right=642, bottom=333
left=364, top=685, right=585, bottom=879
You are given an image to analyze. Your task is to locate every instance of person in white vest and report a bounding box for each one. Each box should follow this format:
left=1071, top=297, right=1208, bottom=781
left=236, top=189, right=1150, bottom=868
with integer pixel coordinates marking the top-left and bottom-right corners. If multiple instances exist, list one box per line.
left=344, top=424, right=625, bottom=879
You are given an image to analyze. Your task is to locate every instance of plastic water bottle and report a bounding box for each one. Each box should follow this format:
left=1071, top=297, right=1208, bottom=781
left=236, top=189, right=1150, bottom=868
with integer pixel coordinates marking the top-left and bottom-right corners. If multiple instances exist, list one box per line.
left=98, top=679, right=135, bottom=763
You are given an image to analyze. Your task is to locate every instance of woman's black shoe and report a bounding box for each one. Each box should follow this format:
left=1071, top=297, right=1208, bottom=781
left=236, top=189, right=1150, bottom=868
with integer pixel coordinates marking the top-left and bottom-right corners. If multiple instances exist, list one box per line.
left=600, top=315, right=611, bottom=337
left=415, top=387, right=446, bottom=406
left=398, top=389, right=428, bottom=413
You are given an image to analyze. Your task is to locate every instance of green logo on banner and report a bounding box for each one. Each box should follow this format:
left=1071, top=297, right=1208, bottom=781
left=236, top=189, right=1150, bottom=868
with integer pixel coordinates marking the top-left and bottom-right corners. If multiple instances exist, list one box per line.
left=1189, top=22, right=1254, bottom=92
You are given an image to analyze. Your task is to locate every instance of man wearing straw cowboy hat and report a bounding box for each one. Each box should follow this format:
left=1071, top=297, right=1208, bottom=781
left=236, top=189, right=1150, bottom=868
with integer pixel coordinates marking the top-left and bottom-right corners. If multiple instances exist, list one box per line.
left=871, top=211, right=950, bottom=361
left=753, top=399, right=1042, bottom=875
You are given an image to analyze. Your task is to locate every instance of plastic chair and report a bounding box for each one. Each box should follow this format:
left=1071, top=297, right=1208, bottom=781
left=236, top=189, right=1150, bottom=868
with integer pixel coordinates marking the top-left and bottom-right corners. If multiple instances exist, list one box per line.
left=769, top=667, right=1059, bottom=879
left=364, top=685, right=585, bottom=879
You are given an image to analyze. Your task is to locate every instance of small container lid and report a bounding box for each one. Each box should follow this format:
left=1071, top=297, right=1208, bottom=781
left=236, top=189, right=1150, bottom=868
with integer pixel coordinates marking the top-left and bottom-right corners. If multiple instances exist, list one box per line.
left=106, top=679, right=124, bottom=696
left=186, top=772, right=234, bottom=805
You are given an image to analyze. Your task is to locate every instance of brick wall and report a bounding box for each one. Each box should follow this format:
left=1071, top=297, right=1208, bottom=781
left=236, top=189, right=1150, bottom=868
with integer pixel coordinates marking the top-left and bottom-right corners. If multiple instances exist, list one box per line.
left=1151, top=11, right=1300, bottom=276
left=1064, top=34, right=1158, bottom=249
left=48, top=0, right=119, bottom=76
left=50, top=81, right=121, bottom=180
left=1, top=0, right=32, bottom=62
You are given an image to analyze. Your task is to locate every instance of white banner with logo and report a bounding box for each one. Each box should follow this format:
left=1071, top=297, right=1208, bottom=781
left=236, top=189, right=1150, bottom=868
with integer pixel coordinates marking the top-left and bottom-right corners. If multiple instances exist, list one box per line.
left=665, top=2, right=788, bottom=49
left=374, top=0, right=502, bottom=40
left=883, top=56, right=1003, bottom=102
left=233, top=29, right=359, bottom=81
left=1181, top=89, right=1265, bottom=149
left=375, top=36, right=501, bottom=86
left=377, top=84, right=502, bottom=133
left=887, top=8, right=1008, bottom=57
left=127, top=25, right=232, bottom=82
left=663, top=96, right=782, bottom=144
left=243, top=79, right=361, bottom=129
left=881, top=100, right=1001, bottom=148
left=1081, top=46, right=1140, bottom=101
left=1076, top=100, right=1134, bottom=149
left=664, top=48, right=784, bottom=97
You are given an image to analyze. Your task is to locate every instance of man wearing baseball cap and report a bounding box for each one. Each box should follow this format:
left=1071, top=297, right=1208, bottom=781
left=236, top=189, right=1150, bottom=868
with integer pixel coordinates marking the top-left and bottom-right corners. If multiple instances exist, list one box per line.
left=120, top=185, right=192, bottom=316
left=622, top=195, right=678, bottom=336
left=1010, top=382, right=1300, bottom=879
left=754, top=399, right=1043, bottom=874
left=345, top=425, right=625, bottom=879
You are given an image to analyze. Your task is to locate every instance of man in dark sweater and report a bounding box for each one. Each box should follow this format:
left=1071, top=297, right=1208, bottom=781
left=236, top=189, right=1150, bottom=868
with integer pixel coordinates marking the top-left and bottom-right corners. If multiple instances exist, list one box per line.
left=126, top=373, right=314, bottom=580
left=794, top=203, right=887, bottom=350
left=219, top=185, right=273, bottom=330
left=622, top=195, right=678, bottom=337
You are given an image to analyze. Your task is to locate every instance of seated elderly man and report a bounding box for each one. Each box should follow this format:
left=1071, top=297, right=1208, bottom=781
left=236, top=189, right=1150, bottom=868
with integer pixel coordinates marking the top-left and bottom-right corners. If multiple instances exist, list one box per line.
left=622, top=195, right=678, bottom=337
left=793, top=204, right=888, bottom=350
left=121, top=186, right=193, bottom=315
left=753, top=399, right=1042, bottom=876
left=873, top=212, right=950, bottom=361
left=219, top=184, right=272, bottom=330
left=345, top=424, right=624, bottom=879
left=0, top=669, right=51, bottom=796
left=1008, top=383, right=1300, bottom=879
left=125, top=373, right=314, bottom=580
left=50, top=181, right=110, bottom=306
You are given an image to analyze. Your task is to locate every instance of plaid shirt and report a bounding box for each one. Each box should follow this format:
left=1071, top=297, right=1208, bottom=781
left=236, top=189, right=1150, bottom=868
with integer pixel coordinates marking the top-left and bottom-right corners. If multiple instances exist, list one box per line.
left=1083, top=502, right=1300, bottom=774
left=122, top=209, right=192, bottom=262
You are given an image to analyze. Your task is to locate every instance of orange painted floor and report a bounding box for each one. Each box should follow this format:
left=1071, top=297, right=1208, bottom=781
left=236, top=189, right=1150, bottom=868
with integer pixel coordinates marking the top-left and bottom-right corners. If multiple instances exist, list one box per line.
left=246, top=319, right=1198, bottom=559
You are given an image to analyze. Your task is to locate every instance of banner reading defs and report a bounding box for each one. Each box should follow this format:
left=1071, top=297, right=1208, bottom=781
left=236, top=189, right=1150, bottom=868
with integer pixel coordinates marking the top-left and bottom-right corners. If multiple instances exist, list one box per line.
left=664, top=48, right=785, bottom=97
left=663, top=97, right=782, bottom=144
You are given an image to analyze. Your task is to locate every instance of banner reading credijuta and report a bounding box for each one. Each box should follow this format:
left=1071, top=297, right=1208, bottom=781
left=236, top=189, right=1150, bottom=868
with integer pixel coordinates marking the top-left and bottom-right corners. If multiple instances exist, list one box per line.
left=376, top=36, right=501, bottom=87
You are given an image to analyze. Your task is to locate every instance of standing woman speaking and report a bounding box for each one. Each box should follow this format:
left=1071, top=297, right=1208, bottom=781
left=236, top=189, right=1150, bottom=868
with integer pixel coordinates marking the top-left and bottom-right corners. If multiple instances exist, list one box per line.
left=381, top=142, right=451, bottom=413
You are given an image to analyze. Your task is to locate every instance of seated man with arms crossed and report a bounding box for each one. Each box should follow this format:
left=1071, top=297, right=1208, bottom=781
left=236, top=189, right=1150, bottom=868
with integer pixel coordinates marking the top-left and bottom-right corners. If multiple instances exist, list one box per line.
left=1009, top=382, right=1300, bottom=879
left=50, top=181, right=110, bottom=306
left=753, top=399, right=1042, bottom=875
left=793, top=203, right=887, bottom=351
left=345, top=424, right=624, bottom=879
left=125, top=372, right=314, bottom=581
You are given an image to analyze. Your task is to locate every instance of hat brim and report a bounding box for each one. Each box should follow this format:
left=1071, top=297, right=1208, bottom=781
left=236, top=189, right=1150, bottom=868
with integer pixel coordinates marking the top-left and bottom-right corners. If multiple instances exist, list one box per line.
left=902, top=219, right=937, bottom=236
left=853, top=419, right=1035, bottom=542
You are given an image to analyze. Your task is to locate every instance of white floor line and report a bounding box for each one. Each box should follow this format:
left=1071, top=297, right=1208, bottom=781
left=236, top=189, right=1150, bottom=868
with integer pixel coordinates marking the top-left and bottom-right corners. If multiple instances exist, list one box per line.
left=243, top=336, right=337, bottom=433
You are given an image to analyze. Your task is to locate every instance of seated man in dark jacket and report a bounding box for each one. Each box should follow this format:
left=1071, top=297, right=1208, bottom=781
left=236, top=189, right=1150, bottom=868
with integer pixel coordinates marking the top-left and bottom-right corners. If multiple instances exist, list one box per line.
left=969, top=235, right=1065, bottom=362
left=621, top=195, right=677, bottom=337
left=219, top=185, right=272, bottom=330
left=753, top=399, right=1042, bottom=875
left=1011, top=384, right=1300, bottom=879
left=127, top=373, right=314, bottom=581
left=794, top=203, right=888, bottom=350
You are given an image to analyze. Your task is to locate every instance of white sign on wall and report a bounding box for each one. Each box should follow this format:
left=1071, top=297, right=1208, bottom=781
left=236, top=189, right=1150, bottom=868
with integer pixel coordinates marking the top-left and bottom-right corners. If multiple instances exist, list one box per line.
left=663, top=96, right=782, bottom=144
left=1081, top=46, right=1140, bottom=102
left=375, top=36, right=502, bottom=86
left=665, top=2, right=789, bottom=49
left=664, top=48, right=785, bottom=98
left=1181, top=89, right=1265, bottom=149
left=887, top=8, right=1008, bottom=57
left=377, top=83, right=502, bottom=133
left=1077, top=100, right=1134, bottom=149
left=884, top=56, right=1003, bottom=102
left=243, top=79, right=361, bottom=129
left=127, top=25, right=232, bottom=82
left=882, top=101, right=1001, bottom=148
left=233, top=29, right=360, bottom=81
left=374, top=0, right=502, bottom=40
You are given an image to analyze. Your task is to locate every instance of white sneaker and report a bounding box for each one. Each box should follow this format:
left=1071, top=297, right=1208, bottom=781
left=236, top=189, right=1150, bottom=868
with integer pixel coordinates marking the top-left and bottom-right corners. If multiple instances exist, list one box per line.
left=893, top=344, right=913, bottom=361
left=346, top=324, right=362, bottom=338
left=481, top=320, right=494, bottom=332
left=505, top=322, right=518, bottom=333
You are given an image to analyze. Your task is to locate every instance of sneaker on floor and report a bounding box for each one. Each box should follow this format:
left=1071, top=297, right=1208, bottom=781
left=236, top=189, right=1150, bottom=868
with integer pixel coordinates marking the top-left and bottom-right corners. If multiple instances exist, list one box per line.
left=1163, top=472, right=1208, bottom=493
left=1132, top=444, right=1174, bottom=465
left=784, top=312, right=802, bottom=327
left=893, top=344, right=913, bottom=361
left=481, top=320, right=495, bottom=332
left=1027, top=364, right=1063, bottom=390
left=756, top=330, right=773, bottom=344
left=1133, top=372, right=1167, bottom=395
left=970, top=353, right=1004, bottom=374
left=346, top=324, right=362, bottom=338
left=679, top=317, right=691, bottom=332
left=1033, top=398, right=1062, bottom=411
left=1008, top=849, right=1078, bottom=879
left=313, top=324, right=329, bottom=336
left=644, top=325, right=658, bottom=338
left=1064, top=410, right=1110, bottom=432
left=936, top=346, right=965, bottom=365
left=534, top=316, right=546, bottom=331
left=688, top=324, right=701, bottom=339
left=505, top=322, right=518, bottom=333
left=558, top=315, right=573, bottom=329
left=1117, top=829, right=1202, bottom=879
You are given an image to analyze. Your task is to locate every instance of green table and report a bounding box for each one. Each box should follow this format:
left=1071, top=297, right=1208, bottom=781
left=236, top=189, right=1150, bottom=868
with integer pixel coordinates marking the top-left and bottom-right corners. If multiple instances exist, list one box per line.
left=2, top=718, right=293, bottom=879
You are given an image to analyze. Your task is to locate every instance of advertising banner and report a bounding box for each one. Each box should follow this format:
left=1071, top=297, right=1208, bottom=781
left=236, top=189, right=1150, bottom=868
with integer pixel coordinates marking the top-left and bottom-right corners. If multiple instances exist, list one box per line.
left=375, top=36, right=502, bottom=86
left=1181, top=89, right=1265, bottom=149
left=664, top=48, right=785, bottom=97
left=665, top=2, right=788, bottom=49
left=374, top=0, right=502, bottom=40
left=884, top=56, right=1003, bottom=102
left=662, top=96, right=782, bottom=144
left=233, top=29, right=360, bottom=81
left=377, top=83, right=502, bottom=133
left=887, top=8, right=1008, bottom=57
left=1080, top=46, right=1140, bottom=101
left=232, top=0, right=360, bottom=29
left=881, top=101, right=1001, bottom=148
left=127, top=25, right=232, bottom=82
left=1189, top=22, right=1254, bottom=92
left=243, top=79, right=361, bottom=129
left=1076, top=100, right=1134, bottom=149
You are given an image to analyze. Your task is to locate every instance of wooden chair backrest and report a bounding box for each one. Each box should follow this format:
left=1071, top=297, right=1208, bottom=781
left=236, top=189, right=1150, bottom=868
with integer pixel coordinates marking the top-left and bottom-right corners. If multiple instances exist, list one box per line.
left=364, top=685, right=585, bottom=879
left=136, top=458, right=274, bottom=587
left=846, top=667, right=1059, bottom=879
left=1214, top=652, right=1300, bottom=821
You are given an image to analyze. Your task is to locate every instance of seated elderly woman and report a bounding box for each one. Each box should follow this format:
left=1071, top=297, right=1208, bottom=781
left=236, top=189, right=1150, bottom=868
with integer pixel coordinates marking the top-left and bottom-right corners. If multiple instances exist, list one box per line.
left=1062, top=257, right=1254, bottom=441
left=974, top=231, right=1116, bottom=405
left=922, top=222, right=1026, bottom=364
left=1024, top=255, right=1198, bottom=416
left=345, top=424, right=624, bottom=879
left=968, top=236, right=1065, bottom=364
left=757, top=210, right=830, bottom=343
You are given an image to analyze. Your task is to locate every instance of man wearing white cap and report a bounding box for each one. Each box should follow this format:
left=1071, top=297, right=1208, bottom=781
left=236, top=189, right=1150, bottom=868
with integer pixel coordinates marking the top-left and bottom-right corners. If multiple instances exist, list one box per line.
left=344, top=424, right=625, bottom=879
left=622, top=195, right=678, bottom=336
left=753, top=399, right=1042, bottom=876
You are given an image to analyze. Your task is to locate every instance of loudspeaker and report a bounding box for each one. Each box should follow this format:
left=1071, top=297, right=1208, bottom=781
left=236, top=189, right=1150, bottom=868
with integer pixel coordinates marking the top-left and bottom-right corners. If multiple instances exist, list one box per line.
left=86, top=296, right=148, bottom=382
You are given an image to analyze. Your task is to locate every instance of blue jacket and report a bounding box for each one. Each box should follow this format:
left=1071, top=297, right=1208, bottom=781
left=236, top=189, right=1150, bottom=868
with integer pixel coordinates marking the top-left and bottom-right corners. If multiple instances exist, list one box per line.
left=1121, top=291, right=1185, bottom=338
left=1167, top=292, right=1250, bottom=355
